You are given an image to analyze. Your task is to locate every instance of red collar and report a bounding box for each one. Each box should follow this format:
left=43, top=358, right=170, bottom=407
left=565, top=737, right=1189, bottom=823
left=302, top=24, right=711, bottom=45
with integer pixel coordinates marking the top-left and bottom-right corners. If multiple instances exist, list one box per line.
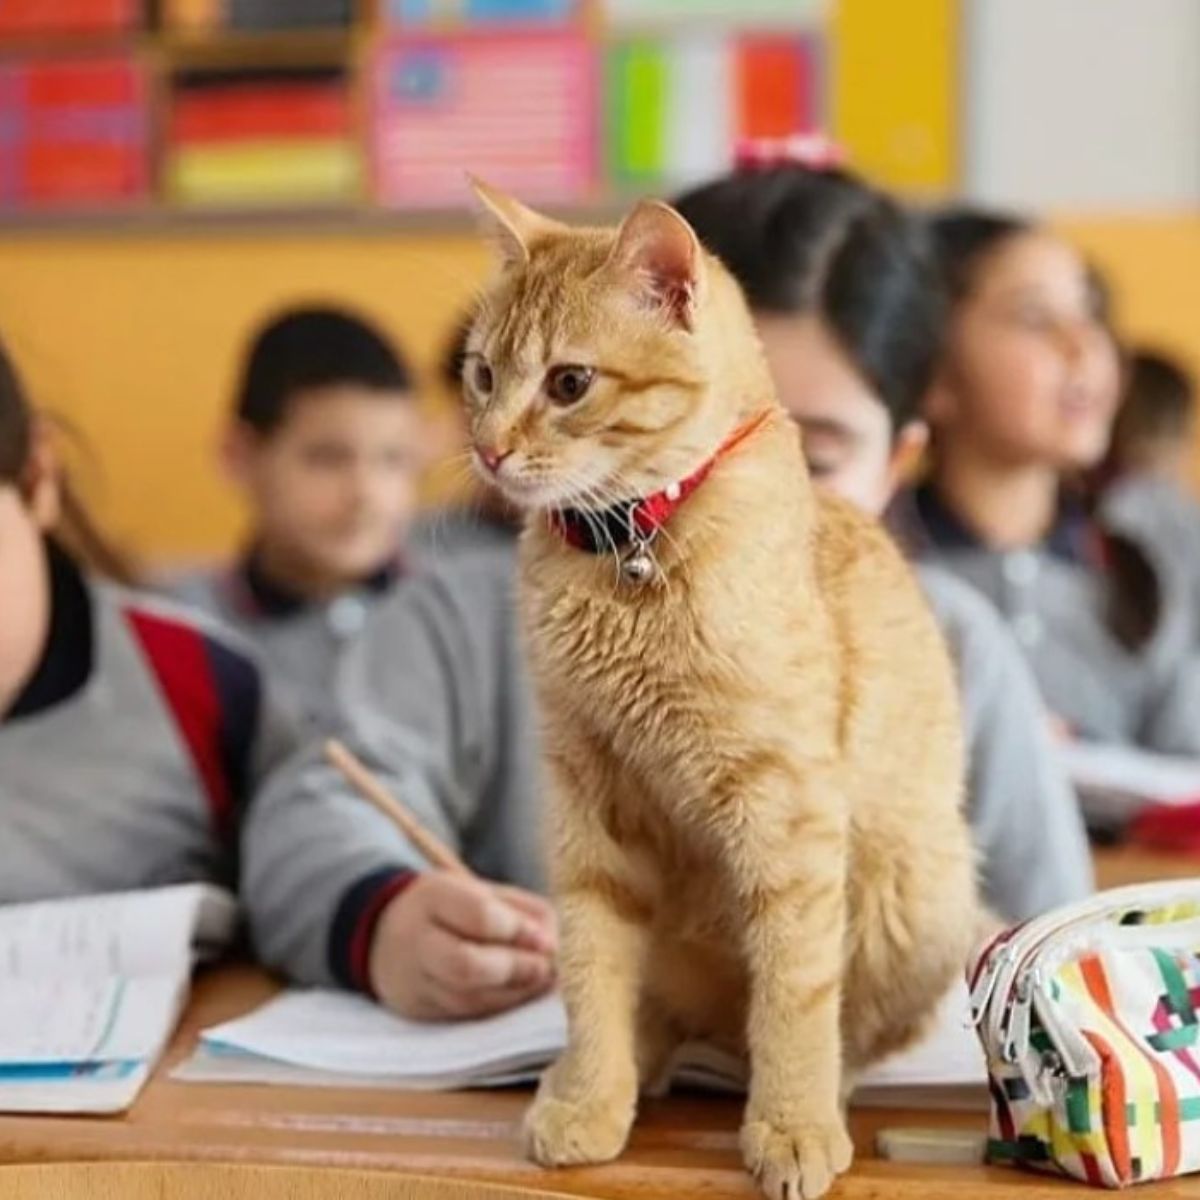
left=549, top=410, right=771, bottom=555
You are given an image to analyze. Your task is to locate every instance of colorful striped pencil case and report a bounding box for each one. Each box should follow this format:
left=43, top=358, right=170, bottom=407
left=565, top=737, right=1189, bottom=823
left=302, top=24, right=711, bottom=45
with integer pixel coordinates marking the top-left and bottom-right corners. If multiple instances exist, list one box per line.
left=969, top=880, right=1200, bottom=1187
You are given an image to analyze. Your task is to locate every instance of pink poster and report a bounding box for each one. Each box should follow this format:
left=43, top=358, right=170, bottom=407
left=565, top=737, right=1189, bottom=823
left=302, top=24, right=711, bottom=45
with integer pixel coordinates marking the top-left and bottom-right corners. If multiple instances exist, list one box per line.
left=372, top=33, right=595, bottom=208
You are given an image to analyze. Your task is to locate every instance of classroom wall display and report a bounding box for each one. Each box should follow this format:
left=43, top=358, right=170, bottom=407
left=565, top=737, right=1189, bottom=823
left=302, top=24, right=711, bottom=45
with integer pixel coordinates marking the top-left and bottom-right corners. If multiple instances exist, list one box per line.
left=0, top=0, right=140, bottom=37
left=387, top=0, right=579, bottom=26
left=0, top=0, right=829, bottom=219
left=372, top=33, right=594, bottom=206
left=224, top=0, right=353, bottom=29
left=606, top=34, right=819, bottom=189
left=0, top=56, right=149, bottom=208
left=164, top=69, right=360, bottom=207
left=162, top=0, right=353, bottom=32
left=603, top=0, right=825, bottom=27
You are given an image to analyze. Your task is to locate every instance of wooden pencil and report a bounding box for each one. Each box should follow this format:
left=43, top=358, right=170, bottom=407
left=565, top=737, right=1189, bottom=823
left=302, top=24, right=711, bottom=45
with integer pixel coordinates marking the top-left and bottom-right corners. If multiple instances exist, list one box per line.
left=324, top=739, right=472, bottom=878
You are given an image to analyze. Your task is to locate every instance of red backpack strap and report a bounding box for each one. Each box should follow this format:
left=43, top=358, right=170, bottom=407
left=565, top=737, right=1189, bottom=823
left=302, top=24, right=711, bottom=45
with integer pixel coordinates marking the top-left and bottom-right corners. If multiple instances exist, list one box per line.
left=125, top=606, right=261, bottom=840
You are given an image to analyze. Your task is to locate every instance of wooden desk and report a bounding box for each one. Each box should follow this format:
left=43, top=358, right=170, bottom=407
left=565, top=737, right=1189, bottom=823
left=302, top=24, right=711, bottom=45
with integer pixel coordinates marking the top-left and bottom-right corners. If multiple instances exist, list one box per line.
left=1094, top=845, right=1200, bottom=890
left=2, top=967, right=1200, bottom=1198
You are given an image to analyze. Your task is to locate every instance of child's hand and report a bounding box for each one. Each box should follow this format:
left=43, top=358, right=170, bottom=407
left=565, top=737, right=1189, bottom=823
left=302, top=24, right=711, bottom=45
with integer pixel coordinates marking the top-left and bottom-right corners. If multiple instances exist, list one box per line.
left=369, top=871, right=557, bottom=1020
left=1047, top=713, right=1074, bottom=743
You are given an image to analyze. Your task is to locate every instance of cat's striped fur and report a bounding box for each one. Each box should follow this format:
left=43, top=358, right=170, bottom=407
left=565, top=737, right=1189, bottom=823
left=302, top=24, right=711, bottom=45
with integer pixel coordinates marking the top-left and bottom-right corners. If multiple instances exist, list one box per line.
left=465, top=182, right=979, bottom=1200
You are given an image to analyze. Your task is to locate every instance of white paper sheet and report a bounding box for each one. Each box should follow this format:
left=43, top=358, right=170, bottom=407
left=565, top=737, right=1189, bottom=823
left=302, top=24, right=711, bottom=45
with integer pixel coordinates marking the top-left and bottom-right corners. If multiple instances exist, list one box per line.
left=183, top=977, right=987, bottom=1109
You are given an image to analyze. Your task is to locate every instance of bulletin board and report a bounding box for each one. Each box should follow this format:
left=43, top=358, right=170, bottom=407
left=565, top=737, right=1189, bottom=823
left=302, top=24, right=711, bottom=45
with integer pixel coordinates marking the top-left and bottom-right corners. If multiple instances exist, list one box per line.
left=0, top=0, right=831, bottom=220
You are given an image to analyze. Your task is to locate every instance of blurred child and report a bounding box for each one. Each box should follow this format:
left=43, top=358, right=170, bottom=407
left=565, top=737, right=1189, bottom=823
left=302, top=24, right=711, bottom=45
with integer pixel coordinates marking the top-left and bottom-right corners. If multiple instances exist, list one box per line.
left=171, top=305, right=424, bottom=728
left=1102, top=350, right=1200, bottom=646
left=901, top=210, right=1200, bottom=754
left=0, top=335, right=553, bottom=1018
left=307, top=163, right=1091, bottom=931
left=673, top=159, right=1092, bottom=917
left=1110, top=351, right=1196, bottom=482
left=37, top=415, right=142, bottom=586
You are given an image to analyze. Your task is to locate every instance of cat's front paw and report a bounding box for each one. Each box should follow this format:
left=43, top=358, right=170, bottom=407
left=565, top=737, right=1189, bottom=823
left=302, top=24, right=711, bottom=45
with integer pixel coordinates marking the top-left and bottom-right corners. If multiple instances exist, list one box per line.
left=523, top=1087, right=636, bottom=1167
left=740, top=1114, right=853, bottom=1200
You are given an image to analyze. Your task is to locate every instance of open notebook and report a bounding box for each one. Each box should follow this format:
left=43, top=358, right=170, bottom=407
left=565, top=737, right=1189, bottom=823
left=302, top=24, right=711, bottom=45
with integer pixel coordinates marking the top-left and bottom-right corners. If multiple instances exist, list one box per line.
left=0, top=884, right=236, bottom=1114
left=175, top=979, right=986, bottom=1110
left=1061, top=742, right=1200, bottom=827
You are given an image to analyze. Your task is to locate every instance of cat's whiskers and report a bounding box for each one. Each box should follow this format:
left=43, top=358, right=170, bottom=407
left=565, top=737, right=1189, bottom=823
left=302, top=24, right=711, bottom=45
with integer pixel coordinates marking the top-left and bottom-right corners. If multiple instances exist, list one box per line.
left=600, top=470, right=693, bottom=600
left=581, top=474, right=680, bottom=601
left=550, top=468, right=625, bottom=592
left=570, top=477, right=628, bottom=595
left=417, top=501, right=470, bottom=564
left=415, top=450, right=503, bottom=564
left=433, top=449, right=481, bottom=490
left=445, top=459, right=481, bottom=492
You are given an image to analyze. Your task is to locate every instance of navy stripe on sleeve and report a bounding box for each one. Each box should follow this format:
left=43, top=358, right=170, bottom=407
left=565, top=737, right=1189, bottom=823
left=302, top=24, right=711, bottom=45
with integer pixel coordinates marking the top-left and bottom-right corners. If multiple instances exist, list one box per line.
left=200, top=633, right=262, bottom=821
left=328, top=866, right=418, bottom=994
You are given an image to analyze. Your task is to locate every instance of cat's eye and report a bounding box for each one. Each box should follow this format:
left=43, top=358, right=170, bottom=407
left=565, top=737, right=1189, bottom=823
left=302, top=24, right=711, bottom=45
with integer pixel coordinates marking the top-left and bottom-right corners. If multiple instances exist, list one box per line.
left=472, top=359, right=495, bottom=396
left=546, top=364, right=595, bottom=407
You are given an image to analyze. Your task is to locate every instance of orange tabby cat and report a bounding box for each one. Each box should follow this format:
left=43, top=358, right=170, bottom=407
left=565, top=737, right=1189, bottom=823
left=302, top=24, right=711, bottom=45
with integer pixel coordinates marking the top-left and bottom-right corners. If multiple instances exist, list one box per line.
left=464, top=179, right=979, bottom=1200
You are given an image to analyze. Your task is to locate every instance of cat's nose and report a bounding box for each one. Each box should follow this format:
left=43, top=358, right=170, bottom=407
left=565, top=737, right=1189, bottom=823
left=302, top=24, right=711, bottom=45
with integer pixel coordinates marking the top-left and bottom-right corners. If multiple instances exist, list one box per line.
left=476, top=444, right=513, bottom=475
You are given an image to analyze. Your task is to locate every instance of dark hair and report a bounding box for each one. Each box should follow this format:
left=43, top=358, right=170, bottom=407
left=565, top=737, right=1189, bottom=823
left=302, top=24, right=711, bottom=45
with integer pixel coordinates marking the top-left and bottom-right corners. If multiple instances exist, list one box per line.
left=1087, top=261, right=1117, bottom=330
left=438, top=310, right=475, bottom=393
left=931, top=209, right=1163, bottom=650
left=0, top=336, right=137, bottom=583
left=931, top=208, right=1115, bottom=328
left=235, top=305, right=413, bottom=434
left=1113, top=350, right=1195, bottom=452
left=928, top=209, right=1032, bottom=301
left=0, top=342, right=32, bottom=487
left=673, top=165, right=945, bottom=433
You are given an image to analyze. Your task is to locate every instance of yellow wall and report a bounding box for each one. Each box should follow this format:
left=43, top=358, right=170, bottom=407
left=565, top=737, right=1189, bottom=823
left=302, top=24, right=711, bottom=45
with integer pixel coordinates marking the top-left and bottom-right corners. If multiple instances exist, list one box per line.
left=1057, top=214, right=1200, bottom=377
left=0, top=228, right=490, bottom=565
left=1056, top=214, right=1200, bottom=481
left=0, top=2, right=1194, bottom=566
left=0, top=213, right=1196, bottom=564
left=831, top=0, right=958, bottom=193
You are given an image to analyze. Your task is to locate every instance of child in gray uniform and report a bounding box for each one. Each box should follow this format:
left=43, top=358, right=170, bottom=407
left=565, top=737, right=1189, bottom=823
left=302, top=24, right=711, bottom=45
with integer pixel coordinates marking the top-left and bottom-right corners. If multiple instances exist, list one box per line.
left=672, top=160, right=1091, bottom=917
left=0, top=339, right=554, bottom=1019
left=1101, top=350, right=1200, bottom=647
left=902, top=211, right=1200, bottom=754
left=247, top=164, right=1093, bottom=1014
left=170, top=306, right=425, bottom=729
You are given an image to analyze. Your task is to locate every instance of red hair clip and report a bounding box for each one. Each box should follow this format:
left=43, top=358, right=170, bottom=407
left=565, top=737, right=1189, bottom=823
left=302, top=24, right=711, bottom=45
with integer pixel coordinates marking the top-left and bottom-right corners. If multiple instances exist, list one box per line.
left=734, top=133, right=847, bottom=173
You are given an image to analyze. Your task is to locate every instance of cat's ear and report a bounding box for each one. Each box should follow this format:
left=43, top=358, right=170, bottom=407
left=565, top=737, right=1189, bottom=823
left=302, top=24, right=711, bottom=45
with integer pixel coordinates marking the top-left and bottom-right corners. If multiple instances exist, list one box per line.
left=607, top=200, right=704, bottom=331
left=468, top=174, right=564, bottom=268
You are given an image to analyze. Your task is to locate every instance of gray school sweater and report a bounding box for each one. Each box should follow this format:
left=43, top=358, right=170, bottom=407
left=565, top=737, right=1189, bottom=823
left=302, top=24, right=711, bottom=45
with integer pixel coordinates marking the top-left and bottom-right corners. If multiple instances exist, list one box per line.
left=1, top=546, right=453, bottom=995
left=242, top=549, right=545, bottom=942
left=167, top=557, right=403, bottom=732
left=918, top=563, right=1093, bottom=916
left=266, top=546, right=1091, bottom=929
left=893, top=484, right=1200, bottom=755
left=1102, top=475, right=1200, bottom=649
left=166, top=510, right=520, bottom=731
